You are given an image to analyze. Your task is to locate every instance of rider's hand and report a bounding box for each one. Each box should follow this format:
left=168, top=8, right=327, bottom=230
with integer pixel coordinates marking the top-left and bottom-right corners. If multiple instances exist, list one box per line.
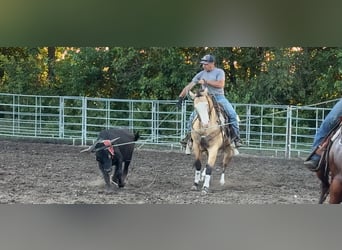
left=198, top=79, right=207, bottom=85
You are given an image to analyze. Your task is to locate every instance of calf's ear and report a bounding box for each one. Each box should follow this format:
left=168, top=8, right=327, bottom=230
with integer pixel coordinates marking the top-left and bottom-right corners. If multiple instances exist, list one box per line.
left=189, top=91, right=196, bottom=99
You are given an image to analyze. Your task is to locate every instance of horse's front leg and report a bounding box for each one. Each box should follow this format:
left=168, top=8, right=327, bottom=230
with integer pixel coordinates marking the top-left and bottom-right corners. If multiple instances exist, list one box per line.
left=191, top=143, right=202, bottom=191
left=316, top=169, right=330, bottom=204
left=202, top=146, right=219, bottom=194
left=200, top=151, right=208, bottom=182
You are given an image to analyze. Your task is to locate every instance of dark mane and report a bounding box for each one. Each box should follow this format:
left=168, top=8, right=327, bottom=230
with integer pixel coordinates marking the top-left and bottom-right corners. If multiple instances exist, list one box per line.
left=196, top=89, right=206, bottom=97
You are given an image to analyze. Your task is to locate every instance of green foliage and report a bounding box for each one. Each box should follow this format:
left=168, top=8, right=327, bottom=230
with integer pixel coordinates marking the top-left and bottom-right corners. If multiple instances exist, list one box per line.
left=0, top=47, right=341, bottom=106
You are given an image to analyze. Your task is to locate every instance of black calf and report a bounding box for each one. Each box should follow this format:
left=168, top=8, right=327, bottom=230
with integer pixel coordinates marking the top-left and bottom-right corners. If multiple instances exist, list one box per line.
left=82, top=128, right=139, bottom=192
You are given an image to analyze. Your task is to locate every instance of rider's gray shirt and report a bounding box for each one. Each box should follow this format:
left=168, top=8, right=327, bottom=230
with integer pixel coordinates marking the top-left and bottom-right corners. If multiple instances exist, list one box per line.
left=191, top=67, right=225, bottom=96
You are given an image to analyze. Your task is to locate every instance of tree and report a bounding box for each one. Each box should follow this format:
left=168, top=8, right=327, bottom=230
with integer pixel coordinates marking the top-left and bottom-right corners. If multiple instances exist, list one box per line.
left=0, top=46, right=341, bottom=106
left=47, top=47, right=56, bottom=83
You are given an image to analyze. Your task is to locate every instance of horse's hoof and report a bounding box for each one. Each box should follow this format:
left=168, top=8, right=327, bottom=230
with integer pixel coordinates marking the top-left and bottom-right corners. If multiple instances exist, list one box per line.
left=191, top=184, right=199, bottom=191
left=104, top=185, right=114, bottom=194
left=105, top=189, right=114, bottom=194
left=201, top=187, right=209, bottom=194
left=112, top=177, right=125, bottom=188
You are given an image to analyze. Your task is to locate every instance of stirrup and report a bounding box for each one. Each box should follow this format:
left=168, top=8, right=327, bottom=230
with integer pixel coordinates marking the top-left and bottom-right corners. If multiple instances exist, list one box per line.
left=180, top=133, right=191, bottom=147
left=304, top=159, right=320, bottom=172
left=234, top=138, right=243, bottom=148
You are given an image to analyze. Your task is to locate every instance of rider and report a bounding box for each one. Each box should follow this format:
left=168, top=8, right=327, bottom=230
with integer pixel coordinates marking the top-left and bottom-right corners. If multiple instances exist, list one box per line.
left=177, top=54, right=243, bottom=148
left=304, top=98, right=342, bottom=171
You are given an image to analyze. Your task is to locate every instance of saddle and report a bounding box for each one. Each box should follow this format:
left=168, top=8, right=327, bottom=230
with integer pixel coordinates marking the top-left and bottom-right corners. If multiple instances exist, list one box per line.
left=307, top=119, right=342, bottom=172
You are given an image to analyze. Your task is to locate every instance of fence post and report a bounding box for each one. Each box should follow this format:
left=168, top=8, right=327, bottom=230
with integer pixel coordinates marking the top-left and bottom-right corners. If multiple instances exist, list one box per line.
left=245, top=104, right=251, bottom=146
left=151, top=101, right=157, bottom=143
left=129, top=100, right=134, bottom=130
left=180, top=101, right=188, bottom=139
left=12, top=95, right=15, bottom=135
left=285, top=105, right=292, bottom=159
left=59, top=96, right=64, bottom=138
left=81, top=97, right=87, bottom=145
left=106, top=99, right=110, bottom=129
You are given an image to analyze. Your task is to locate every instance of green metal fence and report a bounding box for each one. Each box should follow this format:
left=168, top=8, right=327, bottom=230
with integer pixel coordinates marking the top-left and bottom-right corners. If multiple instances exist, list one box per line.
left=0, top=92, right=338, bottom=158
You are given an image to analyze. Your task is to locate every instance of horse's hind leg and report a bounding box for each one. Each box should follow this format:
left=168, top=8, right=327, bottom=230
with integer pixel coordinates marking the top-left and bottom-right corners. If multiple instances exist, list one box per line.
left=329, top=174, right=342, bottom=204
left=220, top=147, right=234, bottom=186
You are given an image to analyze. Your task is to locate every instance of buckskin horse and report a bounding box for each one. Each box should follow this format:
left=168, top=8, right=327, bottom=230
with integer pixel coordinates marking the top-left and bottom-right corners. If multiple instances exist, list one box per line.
left=188, top=88, right=236, bottom=194
left=316, top=120, right=342, bottom=204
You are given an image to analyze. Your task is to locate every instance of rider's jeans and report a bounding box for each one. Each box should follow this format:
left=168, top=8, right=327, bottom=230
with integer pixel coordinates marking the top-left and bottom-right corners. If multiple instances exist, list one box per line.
left=311, top=99, right=342, bottom=159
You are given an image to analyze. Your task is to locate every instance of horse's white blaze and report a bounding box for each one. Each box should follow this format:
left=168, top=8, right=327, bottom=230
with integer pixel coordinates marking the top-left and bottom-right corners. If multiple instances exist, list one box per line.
left=195, top=102, right=209, bottom=127
left=194, top=170, right=201, bottom=184
left=220, top=173, right=225, bottom=186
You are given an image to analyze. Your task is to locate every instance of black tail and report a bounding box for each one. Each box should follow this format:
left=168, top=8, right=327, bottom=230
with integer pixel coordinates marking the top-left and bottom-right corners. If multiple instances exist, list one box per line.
left=134, top=131, right=140, bottom=141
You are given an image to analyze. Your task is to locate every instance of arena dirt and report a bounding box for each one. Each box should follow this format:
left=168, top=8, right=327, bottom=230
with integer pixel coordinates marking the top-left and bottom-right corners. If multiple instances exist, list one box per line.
left=0, top=140, right=323, bottom=204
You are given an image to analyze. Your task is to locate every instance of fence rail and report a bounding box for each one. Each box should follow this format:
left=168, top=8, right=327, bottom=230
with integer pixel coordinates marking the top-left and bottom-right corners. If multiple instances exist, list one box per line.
left=0, top=92, right=338, bottom=158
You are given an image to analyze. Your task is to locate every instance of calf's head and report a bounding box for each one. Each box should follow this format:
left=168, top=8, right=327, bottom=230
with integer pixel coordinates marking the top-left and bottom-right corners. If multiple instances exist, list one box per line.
left=81, top=138, right=119, bottom=172
left=95, top=140, right=115, bottom=172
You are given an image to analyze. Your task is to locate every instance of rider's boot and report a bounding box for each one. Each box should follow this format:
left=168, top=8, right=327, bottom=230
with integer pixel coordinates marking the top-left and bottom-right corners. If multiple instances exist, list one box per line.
left=229, top=128, right=243, bottom=148
left=234, top=137, right=243, bottom=148
left=180, top=132, right=191, bottom=148
left=304, top=154, right=321, bottom=171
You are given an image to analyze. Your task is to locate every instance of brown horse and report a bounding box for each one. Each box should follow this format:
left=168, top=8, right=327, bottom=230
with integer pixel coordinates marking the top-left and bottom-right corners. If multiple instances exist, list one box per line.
left=316, top=122, right=342, bottom=204
left=188, top=88, right=236, bottom=194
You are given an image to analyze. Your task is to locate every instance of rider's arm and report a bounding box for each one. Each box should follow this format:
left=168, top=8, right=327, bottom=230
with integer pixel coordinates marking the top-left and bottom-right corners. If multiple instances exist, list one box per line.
left=203, top=78, right=224, bottom=88
left=179, top=81, right=197, bottom=98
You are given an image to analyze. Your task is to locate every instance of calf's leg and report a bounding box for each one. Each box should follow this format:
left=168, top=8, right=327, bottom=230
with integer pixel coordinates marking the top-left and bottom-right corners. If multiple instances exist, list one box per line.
left=122, top=161, right=131, bottom=184
left=98, top=163, right=113, bottom=193
left=112, top=149, right=125, bottom=188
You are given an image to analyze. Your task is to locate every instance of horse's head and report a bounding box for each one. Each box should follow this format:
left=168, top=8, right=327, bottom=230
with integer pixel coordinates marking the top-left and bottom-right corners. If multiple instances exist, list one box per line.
left=189, top=88, right=212, bottom=128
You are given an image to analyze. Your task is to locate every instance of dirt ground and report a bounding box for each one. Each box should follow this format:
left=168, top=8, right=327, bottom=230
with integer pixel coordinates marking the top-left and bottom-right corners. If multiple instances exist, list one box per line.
left=0, top=139, right=323, bottom=204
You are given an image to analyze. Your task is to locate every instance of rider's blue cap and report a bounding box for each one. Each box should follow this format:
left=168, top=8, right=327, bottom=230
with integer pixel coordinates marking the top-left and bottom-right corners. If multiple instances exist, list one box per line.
left=200, top=54, right=215, bottom=64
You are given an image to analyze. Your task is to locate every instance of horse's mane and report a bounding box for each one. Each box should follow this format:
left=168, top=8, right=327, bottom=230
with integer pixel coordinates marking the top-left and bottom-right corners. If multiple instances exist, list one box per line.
left=195, top=88, right=209, bottom=98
